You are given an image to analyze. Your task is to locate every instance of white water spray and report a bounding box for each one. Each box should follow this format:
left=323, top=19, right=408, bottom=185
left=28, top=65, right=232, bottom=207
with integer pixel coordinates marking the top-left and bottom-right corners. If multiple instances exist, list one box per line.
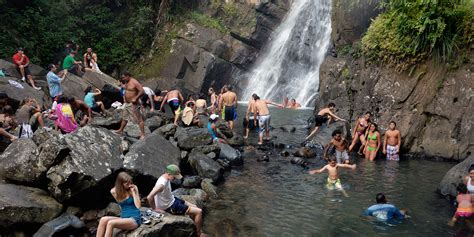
left=242, top=0, right=332, bottom=107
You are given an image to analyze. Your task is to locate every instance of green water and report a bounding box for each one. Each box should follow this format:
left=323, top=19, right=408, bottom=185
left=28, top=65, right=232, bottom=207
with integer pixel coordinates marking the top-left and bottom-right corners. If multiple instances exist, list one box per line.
left=203, top=105, right=459, bottom=236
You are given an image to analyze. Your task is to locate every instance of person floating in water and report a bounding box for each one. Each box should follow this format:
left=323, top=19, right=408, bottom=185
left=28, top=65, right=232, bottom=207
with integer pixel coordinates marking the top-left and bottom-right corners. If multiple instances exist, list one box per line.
left=305, top=103, right=346, bottom=141
left=252, top=93, right=284, bottom=145
left=308, top=156, right=356, bottom=197
left=324, top=130, right=350, bottom=164
left=383, top=121, right=401, bottom=161
left=364, top=193, right=406, bottom=221
left=449, top=183, right=473, bottom=226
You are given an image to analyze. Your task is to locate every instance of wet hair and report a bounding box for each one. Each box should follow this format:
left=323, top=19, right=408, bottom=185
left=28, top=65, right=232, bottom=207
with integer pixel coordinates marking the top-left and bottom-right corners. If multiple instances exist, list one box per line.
left=2, top=105, right=13, bottom=115
left=67, top=97, right=76, bottom=105
left=376, top=193, right=387, bottom=204
left=114, top=172, right=132, bottom=201
left=328, top=102, right=336, bottom=108
left=154, top=88, right=162, bottom=96
left=252, top=94, right=260, bottom=100
left=198, top=93, right=206, bottom=100
left=84, top=86, right=93, bottom=95
left=20, top=97, right=32, bottom=106
left=457, top=183, right=468, bottom=194
left=122, top=71, right=132, bottom=77
left=57, top=95, right=68, bottom=104
left=332, top=129, right=342, bottom=137
left=389, top=121, right=397, bottom=126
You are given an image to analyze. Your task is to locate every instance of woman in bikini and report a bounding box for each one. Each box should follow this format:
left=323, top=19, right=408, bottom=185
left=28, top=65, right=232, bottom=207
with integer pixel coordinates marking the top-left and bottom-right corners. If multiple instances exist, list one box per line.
left=349, top=112, right=372, bottom=154
left=208, top=87, right=218, bottom=113
left=463, top=165, right=474, bottom=194
left=364, top=123, right=380, bottom=161
left=97, top=172, right=141, bottom=236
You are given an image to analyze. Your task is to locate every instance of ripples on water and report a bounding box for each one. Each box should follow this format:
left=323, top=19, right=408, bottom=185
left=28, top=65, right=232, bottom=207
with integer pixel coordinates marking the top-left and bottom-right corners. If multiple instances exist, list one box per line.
left=204, top=106, right=460, bottom=236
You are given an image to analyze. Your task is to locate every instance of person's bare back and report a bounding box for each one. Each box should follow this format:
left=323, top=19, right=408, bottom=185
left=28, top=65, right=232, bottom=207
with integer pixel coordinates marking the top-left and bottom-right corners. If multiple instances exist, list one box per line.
left=254, top=100, right=270, bottom=116
left=166, top=90, right=181, bottom=100
left=385, top=129, right=400, bottom=146
left=222, top=91, right=237, bottom=107
left=124, top=78, right=142, bottom=103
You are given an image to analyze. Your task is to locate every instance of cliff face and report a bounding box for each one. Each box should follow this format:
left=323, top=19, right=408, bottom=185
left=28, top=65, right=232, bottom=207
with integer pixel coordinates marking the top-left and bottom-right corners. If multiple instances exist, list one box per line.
left=317, top=0, right=473, bottom=160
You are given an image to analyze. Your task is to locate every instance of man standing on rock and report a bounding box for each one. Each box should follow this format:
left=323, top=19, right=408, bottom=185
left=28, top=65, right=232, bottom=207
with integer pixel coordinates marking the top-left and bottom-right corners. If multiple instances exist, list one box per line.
left=114, top=72, right=146, bottom=139
left=147, top=164, right=205, bottom=237
left=252, top=94, right=283, bottom=145
left=383, top=121, right=401, bottom=161
left=219, top=85, right=238, bottom=130
left=160, top=87, right=184, bottom=125
left=12, top=48, right=41, bottom=90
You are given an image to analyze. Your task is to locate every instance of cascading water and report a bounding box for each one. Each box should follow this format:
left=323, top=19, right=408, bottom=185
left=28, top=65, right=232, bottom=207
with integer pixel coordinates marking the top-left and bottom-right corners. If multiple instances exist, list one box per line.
left=242, top=0, right=332, bottom=107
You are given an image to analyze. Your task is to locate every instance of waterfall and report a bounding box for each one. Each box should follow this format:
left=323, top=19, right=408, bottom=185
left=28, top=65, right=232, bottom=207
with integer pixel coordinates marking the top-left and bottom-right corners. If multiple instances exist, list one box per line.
left=242, top=0, right=332, bottom=107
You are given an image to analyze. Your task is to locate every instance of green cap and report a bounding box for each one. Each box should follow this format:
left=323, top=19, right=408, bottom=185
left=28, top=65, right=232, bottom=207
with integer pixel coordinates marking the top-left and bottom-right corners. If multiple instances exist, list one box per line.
left=166, top=164, right=183, bottom=179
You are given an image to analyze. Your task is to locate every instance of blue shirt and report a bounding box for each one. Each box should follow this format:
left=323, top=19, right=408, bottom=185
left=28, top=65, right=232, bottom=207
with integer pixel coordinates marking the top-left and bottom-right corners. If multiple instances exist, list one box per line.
left=84, top=92, right=95, bottom=108
left=46, top=71, right=62, bottom=98
left=364, top=204, right=404, bottom=221
left=207, top=122, right=218, bottom=140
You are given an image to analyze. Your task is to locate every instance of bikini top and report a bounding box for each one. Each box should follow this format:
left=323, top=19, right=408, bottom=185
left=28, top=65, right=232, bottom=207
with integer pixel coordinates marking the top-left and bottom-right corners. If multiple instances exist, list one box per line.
left=367, top=132, right=377, bottom=141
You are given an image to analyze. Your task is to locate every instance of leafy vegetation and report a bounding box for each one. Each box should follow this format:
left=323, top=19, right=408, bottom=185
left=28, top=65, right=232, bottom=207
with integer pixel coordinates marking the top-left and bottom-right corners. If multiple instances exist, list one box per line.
left=362, top=0, right=474, bottom=70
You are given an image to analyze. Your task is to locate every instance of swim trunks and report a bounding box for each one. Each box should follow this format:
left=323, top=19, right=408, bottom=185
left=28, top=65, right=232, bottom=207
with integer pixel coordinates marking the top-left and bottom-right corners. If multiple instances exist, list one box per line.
left=258, top=114, right=271, bottom=134
left=224, top=105, right=236, bottom=121
left=455, top=207, right=474, bottom=218
left=166, top=197, right=189, bottom=215
left=314, top=115, right=328, bottom=126
left=326, top=178, right=343, bottom=190
left=167, top=98, right=180, bottom=113
left=386, top=145, right=399, bottom=161
left=121, top=103, right=144, bottom=124
left=243, top=114, right=259, bottom=130
left=335, top=150, right=349, bottom=163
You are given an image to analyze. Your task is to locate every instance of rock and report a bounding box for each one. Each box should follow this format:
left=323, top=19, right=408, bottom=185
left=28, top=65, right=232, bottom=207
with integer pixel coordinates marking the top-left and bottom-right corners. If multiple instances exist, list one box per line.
left=0, top=139, right=40, bottom=183
left=32, top=128, right=61, bottom=146
left=227, top=131, right=244, bottom=146
left=123, top=133, right=181, bottom=180
left=191, top=143, right=220, bottom=155
left=201, top=178, right=218, bottom=199
left=216, top=121, right=233, bottom=138
left=0, top=77, right=46, bottom=109
left=439, top=155, right=474, bottom=197
left=207, top=152, right=217, bottom=160
left=189, top=188, right=209, bottom=202
left=121, top=139, right=130, bottom=154
left=145, top=116, right=164, bottom=132
left=0, top=183, right=62, bottom=228
left=182, top=176, right=202, bottom=188
left=153, top=123, right=177, bottom=139
left=180, top=151, right=188, bottom=161
left=188, top=152, right=224, bottom=183
left=172, top=188, right=190, bottom=196
left=124, top=123, right=151, bottom=139
left=174, top=127, right=212, bottom=150
left=90, top=111, right=122, bottom=129
left=293, top=147, right=316, bottom=159
left=33, top=213, right=85, bottom=237
left=61, top=73, right=91, bottom=100
left=117, top=214, right=195, bottom=237
left=46, top=126, right=123, bottom=205
left=82, top=70, right=119, bottom=91
left=305, top=121, right=349, bottom=148
left=81, top=209, right=99, bottom=222
left=290, top=157, right=309, bottom=167
left=217, top=142, right=243, bottom=166
left=98, top=202, right=121, bottom=218
left=65, top=206, right=82, bottom=216
left=179, top=195, right=204, bottom=209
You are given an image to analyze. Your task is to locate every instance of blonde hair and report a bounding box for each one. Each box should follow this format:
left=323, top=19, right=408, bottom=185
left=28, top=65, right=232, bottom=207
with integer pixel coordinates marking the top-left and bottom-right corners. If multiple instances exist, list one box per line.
left=114, top=172, right=132, bottom=201
left=20, top=97, right=32, bottom=106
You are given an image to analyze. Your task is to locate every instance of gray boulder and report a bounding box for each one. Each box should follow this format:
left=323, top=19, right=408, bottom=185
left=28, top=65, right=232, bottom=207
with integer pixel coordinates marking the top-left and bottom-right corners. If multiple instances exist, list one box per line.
left=182, top=176, right=202, bottom=188
left=0, top=77, right=46, bottom=107
left=216, top=120, right=233, bottom=138
left=90, top=111, right=122, bottom=128
left=439, top=155, right=474, bottom=197
left=46, top=126, right=123, bottom=203
left=217, top=142, right=243, bottom=166
left=0, top=183, right=62, bottom=228
left=188, top=152, right=224, bottom=183
left=32, top=128, right=61, bottom=145
left=174, top=127, right=212, bottom=150
left=118, top=214, right=195, bottom=237
left=172, top=188, right=190, bottom=196
left=123, top=133, right=181, bottom=179
left=226, top=132, right=244, bottom=146
left=82, top=71, right=119, bottom=91
left=191, top=143, right=220, bottom=155
left=145, top=116, right=164, bottom=132
left=0, top=139, right=40, bottom=183
left=154, top=123, right=177, bottom=139
left=33, top=213, right=85, bottom=237
left=123, top=123, right=151, bottom=139
left=189, top=188, right=209, bottom=202
left=201, top=178, right=218, bottom=199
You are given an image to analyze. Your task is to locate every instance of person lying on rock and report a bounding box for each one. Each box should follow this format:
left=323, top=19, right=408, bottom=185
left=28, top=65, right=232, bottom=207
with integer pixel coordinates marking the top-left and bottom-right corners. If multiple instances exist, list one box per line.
left=147, top=164, right=206, bottom=237
left=308, top=155, right=356, bottom=197
left=324, top=129, right=350, bottom=164
left=69, top=97, right=93, bottom=126
left=363, top=193, right=407, bottom=222
left=17, top=97, right=49, bottom=137
left=97, top=172, right=141, bottom=236
left=305, top=102, right=346, bottom=141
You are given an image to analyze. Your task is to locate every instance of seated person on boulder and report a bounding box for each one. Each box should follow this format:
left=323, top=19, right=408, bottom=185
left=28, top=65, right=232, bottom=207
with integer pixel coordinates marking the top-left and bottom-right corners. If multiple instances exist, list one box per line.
left=62, top=51, right=83, bottom=76
left=68, top=97, right=92, bottom=126
left=207, top=114, right=227, bottom=144
left=0, top=105, right=17, bottom=141
left=12, top=48, right=41, bottom=90
left=84, top=86, right=107, bottom=115
left=16, top=97, right=49, bottom=138
left=54, top=96, right=78, bottom=134
left=147, top=164, right=205, bottom=237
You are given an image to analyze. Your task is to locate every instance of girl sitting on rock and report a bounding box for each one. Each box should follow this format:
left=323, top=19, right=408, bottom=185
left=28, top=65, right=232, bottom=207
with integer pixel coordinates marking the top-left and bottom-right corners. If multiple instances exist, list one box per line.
left=54, top=96, right=78, bottom=134
left=97, top=172, right=141, bottom=236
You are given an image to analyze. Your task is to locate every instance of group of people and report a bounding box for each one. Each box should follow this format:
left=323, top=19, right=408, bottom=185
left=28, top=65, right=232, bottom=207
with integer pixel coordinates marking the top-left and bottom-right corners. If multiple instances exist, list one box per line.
left=449, top=165, right=474, bottom=226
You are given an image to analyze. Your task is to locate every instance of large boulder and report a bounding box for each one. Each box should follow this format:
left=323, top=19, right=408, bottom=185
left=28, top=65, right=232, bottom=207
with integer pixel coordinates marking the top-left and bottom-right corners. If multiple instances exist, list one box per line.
left=0, top=183, right=62, bottom=229
left=226, top=132, right=245, bottom=146
left=0, top=139, right=39, bottom=183
left=439, top=155, right=474, bottom=197
left=174, top=127, right=212, bottom=150
left=188, top=152, right=224, bottom=183
left=154, top=123, right=177, bottom=139
left=124, top=123, right=152, bottom=139
left=145, top=116, right=164, bottom=132
left=33, top=213, right=85, bottom=237
left=217, top=142, right=243, bottom=166
left=61, top=73, right=90, bottom=100
left=0, top=77, right=46, bottom=109
left=118, top=214, right=195, bottom=237
left=46, top=126, right=123, bottom=206
left=82, top=71, right=119, bottom=91
left=90, top=110, right=122, bottom=129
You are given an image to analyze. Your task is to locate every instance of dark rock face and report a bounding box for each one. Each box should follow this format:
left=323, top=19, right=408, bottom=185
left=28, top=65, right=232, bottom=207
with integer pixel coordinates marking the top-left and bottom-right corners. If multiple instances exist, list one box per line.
left=188, top=152, right=224, bottom=183
left=250, top=1, right=290, bottom=49
left=145, top=116, right=164, bottom=132
left=0, top=183, right=62, bottom=229
left=46, top=126, right=123, bottom=204
left=217, top=142, right=243, bottom=166
left=439, top=155, right=474, bottom=197
left=154, top=123, right=177, bottom=139
left=174, top=127, right=212, bottom=150
left=90, top=110, right=122, bottom=129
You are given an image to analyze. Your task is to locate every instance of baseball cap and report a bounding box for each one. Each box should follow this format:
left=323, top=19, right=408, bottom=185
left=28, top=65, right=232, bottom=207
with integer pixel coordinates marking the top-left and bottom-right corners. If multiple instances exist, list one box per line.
left=166, top=164, right=183, bottom=179
left=17, top=47, right=24, bottom=52
left=210, top=114, right=219, bottom=120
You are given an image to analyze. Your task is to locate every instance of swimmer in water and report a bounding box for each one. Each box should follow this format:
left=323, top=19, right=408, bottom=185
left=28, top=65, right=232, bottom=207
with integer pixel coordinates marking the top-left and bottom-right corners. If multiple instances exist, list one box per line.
left=308, top=156, right=356, bottom=197
left=287, top=99, right=301, bottom=109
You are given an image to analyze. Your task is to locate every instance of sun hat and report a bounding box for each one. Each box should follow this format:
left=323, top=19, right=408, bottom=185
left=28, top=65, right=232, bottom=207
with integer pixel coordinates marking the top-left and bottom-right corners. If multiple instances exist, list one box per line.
left=166, top=164, right=183, bottom=179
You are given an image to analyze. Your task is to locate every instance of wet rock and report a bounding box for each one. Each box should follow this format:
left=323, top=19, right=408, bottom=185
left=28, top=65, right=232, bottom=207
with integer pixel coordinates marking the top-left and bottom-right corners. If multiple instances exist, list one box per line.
left=226, top=132, right=244, bottom=146
left=293, top=147, right=316, bottom=159
left=188, top=152, right=224, bottom=183
left=90, top=111, right=122, bottom=129
left=0, top=183, right=62, bottom=228
left=174, top=127, right=212, bottom=150
left=201, top=178, right=218, bottom=199
left=207, top=152, right=217, bottom=160
left=439, top=155, right=474, bottom=197
left=0, top=139, right=40, bottom=183
left=290, top=157, right=309, bottom=167
left=191, top=143, right=220, bottom=155
left=189, top=188, right=209, bottom=202
left=123, top=133, right=181, bottom=179
left=305, top=121, right=349, bottom=148
left=217, top=142, right=243, bottom=166
left=154, top=123, right=177, bottom=139
left=124, top=123, right=152, bottom=139
left=33, top=213, right=85, bottom=237
left=145, top=116, right=164, bottom=132
left=46, top=126, right=123, bottom=205
left=117, top=213, right=195, bottom=237
left=182, top=176, right=202, bottom=189
left=32, top=128, right=61, bottom=146
left=216, top=121, right=233, bottom=138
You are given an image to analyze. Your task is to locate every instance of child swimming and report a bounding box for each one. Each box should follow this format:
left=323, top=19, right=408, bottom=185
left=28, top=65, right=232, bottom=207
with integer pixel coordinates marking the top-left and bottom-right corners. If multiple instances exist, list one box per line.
left=449, top=183, right=473, bottom=226
left=308, top=156, right=356, bottom=197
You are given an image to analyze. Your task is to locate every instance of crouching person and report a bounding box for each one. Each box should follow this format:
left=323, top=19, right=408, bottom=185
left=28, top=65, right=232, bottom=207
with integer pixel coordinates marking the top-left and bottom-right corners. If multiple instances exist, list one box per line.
left=147, top=164, right=205, bottom=237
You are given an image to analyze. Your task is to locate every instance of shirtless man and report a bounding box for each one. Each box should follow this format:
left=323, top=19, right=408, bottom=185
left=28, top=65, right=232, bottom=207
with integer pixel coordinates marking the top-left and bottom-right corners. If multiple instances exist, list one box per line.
left=219, top=85, right=238, bottom=129
left=252, top=94, right=283, bottom=145
left=114, top=72, right=145, bottom=139
left=243, top=95, right=257, bottom=139
left=383, top=121, right=401, bottom=161
left=160, top=87, right=184, bottom=125
left=348, top=112, right=372, bottom=153
left=305, top=103, right=346, bottom=141
left=68, top=97, right=92, bottom=126
left=288, top=99, right=301, bottom=109
left=324, top=130, right=350, bottom=164
left=309, top=156, right=356, bottom=197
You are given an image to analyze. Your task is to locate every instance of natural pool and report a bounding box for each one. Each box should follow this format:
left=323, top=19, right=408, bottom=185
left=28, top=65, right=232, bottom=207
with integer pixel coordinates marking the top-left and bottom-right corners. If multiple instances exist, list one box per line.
left=203, top=105, right=460, bottom=236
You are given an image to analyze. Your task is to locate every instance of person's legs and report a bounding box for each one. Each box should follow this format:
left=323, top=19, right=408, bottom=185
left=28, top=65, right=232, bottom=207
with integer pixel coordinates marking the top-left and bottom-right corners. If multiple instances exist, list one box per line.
left=139, top=120, right=145, bottom=139
left=305, top=126, right=319, bottom=141
left=348, top=134, right=360, bottom=152
left=28, top=75, right=39, bottom=89
left=369, top=149, right=377, bottom=161
left=97, top=101, right=106, bottom=113
left=104, top=218, right=138, bottom=237
left=96, top=216, right=119, bottom=237
left=357, top=135, right=366, bottom=155
left=264, top=116, right=271, bottom=140
left=0, top=128, right=16, bottom=141
left=186, top=206, right=204, bottom=236
left=32, top=112, right=45, bottom=128
left=115, top=119, right=128, bottom=134
left=19, top=67, right=25, bottom=79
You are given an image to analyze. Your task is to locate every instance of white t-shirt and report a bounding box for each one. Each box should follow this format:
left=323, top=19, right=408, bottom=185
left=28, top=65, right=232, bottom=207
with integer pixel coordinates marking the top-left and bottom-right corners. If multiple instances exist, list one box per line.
left=154, top=176, right=175, bottom=210
left=143, top=87, right=155, bottom=96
